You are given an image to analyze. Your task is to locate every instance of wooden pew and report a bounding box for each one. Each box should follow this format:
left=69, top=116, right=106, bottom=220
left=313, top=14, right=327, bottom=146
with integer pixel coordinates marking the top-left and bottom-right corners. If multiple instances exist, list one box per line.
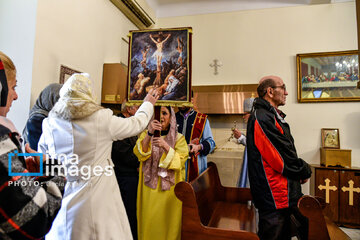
left=174, top=162, right=259, bottom=240
left=298, top=195, right=351, bottom=240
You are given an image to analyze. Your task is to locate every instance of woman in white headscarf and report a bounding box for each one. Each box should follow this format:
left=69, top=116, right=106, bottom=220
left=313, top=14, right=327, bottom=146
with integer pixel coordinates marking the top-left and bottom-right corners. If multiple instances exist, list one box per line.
left=38, top=73, right=158, bottom=240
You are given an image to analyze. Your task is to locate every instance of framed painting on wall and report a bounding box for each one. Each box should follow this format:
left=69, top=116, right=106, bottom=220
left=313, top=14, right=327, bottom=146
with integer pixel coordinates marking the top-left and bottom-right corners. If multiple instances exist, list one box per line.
left=126, top=27, right=192, bottom=106
left=297, top=50, right=360, bottom=103
left=321, top=128, right=340, bottom=149
left=59, top=65, right=81, bottom=84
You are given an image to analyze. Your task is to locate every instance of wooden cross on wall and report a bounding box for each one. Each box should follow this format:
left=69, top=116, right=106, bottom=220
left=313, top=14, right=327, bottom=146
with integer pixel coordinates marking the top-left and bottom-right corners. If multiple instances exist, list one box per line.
left=209, top=59, right=222, bottom=75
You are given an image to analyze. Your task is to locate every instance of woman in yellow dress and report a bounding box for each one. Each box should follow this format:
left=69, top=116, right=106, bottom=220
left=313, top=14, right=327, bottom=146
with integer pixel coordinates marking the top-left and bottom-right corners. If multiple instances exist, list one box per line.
left=134, top=106, right=188, bottom=240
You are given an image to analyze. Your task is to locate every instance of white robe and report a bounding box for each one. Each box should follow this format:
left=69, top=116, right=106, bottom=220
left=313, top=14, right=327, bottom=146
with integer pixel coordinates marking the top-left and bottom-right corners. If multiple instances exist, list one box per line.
left=39, top=102, right=154, bottom=240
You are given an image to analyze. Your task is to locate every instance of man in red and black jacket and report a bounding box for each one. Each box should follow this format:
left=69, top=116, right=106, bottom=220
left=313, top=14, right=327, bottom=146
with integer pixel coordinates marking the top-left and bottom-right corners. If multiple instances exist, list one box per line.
left=247, top=76, right=312, bottom=240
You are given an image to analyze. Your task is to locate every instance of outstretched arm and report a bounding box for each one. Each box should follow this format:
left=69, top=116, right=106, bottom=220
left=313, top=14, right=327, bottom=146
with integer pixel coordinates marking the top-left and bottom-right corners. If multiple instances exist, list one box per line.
left=149, top=34, right=157, bottom=44
left=162, top=33, right=171, bottom=43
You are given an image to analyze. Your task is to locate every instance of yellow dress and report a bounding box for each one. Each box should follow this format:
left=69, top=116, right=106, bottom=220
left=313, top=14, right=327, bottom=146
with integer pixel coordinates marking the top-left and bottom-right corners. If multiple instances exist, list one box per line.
left=134, top=131, right=189, bottom=240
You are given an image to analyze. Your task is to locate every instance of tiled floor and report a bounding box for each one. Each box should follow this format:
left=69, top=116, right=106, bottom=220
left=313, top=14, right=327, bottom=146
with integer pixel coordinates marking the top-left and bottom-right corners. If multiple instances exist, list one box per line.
left=340, top=227, right=360, bottom=240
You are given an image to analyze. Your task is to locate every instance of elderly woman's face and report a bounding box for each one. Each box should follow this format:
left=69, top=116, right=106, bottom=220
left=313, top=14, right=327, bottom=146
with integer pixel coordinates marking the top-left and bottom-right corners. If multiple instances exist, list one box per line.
left=160, top=106, right=170, bottom=131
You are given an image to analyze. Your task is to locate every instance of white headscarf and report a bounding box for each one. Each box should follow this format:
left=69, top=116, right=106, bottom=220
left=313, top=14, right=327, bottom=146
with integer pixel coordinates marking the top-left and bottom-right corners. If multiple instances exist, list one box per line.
left=50, top=73, right=102, bottom=120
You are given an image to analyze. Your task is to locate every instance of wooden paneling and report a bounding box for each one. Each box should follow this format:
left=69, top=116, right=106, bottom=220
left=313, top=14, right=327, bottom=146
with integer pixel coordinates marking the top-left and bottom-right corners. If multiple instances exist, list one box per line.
left=101, top=63, right=128, bottom=104
left=311, top=165, right=360, bottom=227
left=315, top=169, right=339, bottom=222
left=339, top=170, right=360, bottom=226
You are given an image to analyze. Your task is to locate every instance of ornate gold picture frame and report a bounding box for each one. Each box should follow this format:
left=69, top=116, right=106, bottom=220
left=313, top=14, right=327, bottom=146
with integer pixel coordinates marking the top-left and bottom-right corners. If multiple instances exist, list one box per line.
left=297, top=50, right=359, bottom=103
left=127, top=27, right=192, bottom=106
left=321, top=128, right=340, bottom=149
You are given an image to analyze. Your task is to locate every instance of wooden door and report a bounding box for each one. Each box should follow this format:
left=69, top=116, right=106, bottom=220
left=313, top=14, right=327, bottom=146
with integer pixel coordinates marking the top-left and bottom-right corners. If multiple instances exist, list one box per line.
left=315, top=169, right=339, bottom=222
left=339, top=170, right=360, bottom=226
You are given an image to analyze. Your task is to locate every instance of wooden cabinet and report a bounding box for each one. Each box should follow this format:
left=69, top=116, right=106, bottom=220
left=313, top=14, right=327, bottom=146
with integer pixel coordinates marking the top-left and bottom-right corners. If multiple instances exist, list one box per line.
left=101, top=63, right=128, bottom=104
left=310, top=165, right=360, bottom=227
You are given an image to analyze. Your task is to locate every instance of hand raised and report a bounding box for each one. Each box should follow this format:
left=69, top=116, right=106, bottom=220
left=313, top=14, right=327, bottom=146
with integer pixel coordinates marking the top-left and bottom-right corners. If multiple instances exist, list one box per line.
left=144, top=88, right=159, bottom=105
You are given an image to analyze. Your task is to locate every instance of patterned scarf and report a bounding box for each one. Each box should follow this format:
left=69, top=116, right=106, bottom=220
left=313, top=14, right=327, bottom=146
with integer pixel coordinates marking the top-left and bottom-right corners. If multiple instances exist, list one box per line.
left=143, top=107, right=177, bottom=191
left=50, top=73, right=102, bottom=120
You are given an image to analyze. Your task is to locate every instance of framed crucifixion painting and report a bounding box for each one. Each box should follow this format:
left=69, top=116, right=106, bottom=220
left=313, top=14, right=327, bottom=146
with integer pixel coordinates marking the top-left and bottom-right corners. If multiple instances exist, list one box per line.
left=126, top=27, right=192, bottom=106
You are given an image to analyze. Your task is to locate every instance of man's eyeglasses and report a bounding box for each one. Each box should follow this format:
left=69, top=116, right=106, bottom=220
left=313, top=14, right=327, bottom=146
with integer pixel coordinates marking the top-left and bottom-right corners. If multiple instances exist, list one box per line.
left=272, top=84, right=286, bottom=91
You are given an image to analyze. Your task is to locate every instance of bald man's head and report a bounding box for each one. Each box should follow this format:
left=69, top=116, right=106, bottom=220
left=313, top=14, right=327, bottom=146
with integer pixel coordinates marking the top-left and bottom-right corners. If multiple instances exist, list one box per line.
left=257, top=75, right=288, bottom=108
left=259, top=75, right=283, bottom=85
left=257, top=75, right=285, bottom=98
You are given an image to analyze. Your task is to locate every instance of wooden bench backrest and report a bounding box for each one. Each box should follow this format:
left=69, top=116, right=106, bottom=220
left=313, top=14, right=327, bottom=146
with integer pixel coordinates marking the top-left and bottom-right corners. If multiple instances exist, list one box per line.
left=298, top=195, right=350, bottom=240
left=175, top=162, right=223, bottom=226
left=175, top=162, right=259, bottom=240
left=190, top=162, right=222, bottom=225
left=298, top=195, right=330, bottom=240
left=175, top=162, right=253, bottom=227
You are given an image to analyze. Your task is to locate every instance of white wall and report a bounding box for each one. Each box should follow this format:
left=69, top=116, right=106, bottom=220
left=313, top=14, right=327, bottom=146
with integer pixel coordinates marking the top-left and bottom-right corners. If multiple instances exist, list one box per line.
left=0, top=0, right=37, bottom=132
left=31, top=0, right=137, bottom=109
left=156, top=2, right=359, bottom=193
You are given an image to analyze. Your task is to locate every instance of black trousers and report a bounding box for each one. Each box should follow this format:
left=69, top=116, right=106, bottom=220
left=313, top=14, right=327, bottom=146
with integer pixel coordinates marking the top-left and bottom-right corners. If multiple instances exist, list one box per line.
left=258, top=207, right=308, bottom=240
left=116, top=173, right=139, bottom=240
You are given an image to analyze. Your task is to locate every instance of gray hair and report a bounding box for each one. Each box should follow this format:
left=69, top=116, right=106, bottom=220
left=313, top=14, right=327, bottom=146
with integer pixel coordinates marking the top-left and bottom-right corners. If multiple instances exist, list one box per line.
left=257, top=78, right=276, bottom=98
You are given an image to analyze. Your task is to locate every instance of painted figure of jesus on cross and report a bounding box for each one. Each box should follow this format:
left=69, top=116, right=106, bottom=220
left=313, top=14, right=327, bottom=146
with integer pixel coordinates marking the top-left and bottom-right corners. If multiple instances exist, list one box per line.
left=149, top=33, right=171, bottom=86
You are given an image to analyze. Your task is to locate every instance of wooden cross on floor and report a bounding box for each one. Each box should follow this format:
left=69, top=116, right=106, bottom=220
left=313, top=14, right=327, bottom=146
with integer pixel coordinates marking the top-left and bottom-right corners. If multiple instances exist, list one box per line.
left=342, top=180, right=360, bottom=206
left=209, top=59, right=222, bottom=75
left=318, top=178, right=337, bottom=203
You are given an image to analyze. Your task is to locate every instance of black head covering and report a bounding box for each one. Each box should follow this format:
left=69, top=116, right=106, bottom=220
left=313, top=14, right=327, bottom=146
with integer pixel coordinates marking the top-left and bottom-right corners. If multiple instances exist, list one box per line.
left=22, top=83, right=62, bottom=149
left=0, top=58, right=9, bottom=107
left=29, top=83, right=62, bottom=118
